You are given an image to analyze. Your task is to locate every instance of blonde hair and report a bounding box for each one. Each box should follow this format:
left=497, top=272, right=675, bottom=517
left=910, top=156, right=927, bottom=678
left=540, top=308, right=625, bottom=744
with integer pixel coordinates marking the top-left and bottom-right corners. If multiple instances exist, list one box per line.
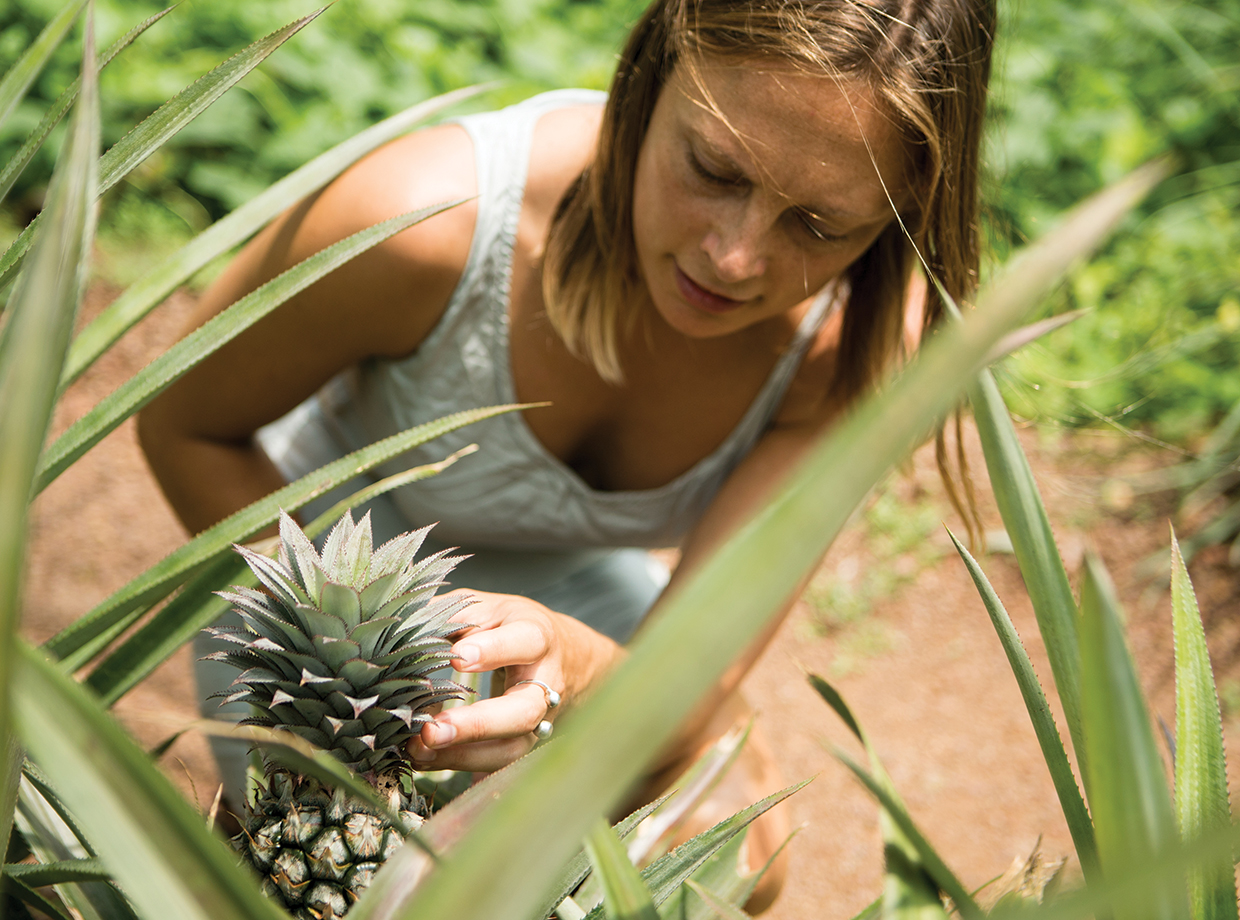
left=543, top=0, right=995, bottom=401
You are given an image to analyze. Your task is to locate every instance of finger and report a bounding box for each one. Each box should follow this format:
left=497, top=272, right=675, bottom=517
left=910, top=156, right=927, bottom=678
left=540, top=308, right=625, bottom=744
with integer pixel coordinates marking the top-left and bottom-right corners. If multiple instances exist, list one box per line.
left=408, top=735, right=534, bottom=773
left=417, top=686, right=550, bottom=749
left=450, top=618, right=551, bottom=673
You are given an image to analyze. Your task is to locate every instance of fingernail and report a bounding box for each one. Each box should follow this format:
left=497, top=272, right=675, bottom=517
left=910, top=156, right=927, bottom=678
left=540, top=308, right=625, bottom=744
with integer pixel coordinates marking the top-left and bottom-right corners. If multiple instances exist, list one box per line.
left=425, top=722, right=457, bottom=748
left=454, top=643, right=480, bottom=668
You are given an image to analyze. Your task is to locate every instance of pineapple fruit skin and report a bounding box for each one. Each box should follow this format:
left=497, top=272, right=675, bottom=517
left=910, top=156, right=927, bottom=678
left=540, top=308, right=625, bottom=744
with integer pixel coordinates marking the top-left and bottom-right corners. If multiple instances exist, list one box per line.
left=240, top=774, right=426, bottom=920
left=207, top=511, right=474, bottom=917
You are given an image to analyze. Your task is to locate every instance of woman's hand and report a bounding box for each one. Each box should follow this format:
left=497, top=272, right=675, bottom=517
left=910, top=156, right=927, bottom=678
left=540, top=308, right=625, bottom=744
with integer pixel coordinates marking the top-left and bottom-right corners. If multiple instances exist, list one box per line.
left=407, top=589, right=625, bottom=772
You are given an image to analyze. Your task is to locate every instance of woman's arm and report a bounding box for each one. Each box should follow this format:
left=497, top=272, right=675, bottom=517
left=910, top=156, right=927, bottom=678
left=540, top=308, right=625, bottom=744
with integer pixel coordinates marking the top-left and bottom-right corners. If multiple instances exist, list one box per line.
left=139, top=125, right=479, bottom=534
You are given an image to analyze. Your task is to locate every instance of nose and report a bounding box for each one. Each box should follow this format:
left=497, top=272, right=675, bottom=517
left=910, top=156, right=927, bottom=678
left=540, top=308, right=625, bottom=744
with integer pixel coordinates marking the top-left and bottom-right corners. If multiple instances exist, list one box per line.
left=700, top=210, right=768, bottom=284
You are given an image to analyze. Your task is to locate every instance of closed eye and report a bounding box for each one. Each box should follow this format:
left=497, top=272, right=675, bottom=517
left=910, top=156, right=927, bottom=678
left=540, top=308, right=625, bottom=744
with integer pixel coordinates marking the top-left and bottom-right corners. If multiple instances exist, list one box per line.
left=689, top=151, right=744, bottom=188
left=794, top=207, right=847, bottom=243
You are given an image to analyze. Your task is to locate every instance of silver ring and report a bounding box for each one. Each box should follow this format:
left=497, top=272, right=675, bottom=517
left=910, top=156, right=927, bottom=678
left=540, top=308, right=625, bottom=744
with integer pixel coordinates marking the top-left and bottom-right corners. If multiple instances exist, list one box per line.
left=534, top=720, right=554, bottom=740
left=515, top=679, right=560, bottom=710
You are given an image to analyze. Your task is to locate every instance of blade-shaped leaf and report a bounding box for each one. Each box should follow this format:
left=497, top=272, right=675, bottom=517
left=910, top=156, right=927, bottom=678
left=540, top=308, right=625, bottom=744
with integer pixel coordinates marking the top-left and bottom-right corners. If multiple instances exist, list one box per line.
left=43, top=405, right=512, bottom=668
left=584, top=818, right=661, bottom=920
left=0, top=6, right=174, bottom=208
left=0, top=5, right=98, bottom=860
left=86, top=446, right=477, bottom=705
left=4, top=858, right=108, bottom=886
left=969, top=368, right=1086, bottom=775
left=0, top=0, right=85, bottom=133
left=12, top=641, right=287, bottom=920
left=683, top=878, right=751, bottom=920
left=1079, top=553, right=1184, bottom=920
left=811, top=674, right=982, bottom=920
left=36, top=201, right=462, bottom=492
left=0, top=9, right=324, bottom=292
left=355, top=159, right=1170, bottom=920
left=61, top=83, right=485, bottom=385
left=1170, top=528, right=1236, bottom=920
left=947, top=529, right=1099, bottom=884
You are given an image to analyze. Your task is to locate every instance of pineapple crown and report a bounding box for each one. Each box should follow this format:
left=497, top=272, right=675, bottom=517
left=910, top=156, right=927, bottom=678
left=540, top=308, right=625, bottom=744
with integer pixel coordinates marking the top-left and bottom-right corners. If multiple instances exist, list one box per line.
left=204, top=510, right=475, bottom=778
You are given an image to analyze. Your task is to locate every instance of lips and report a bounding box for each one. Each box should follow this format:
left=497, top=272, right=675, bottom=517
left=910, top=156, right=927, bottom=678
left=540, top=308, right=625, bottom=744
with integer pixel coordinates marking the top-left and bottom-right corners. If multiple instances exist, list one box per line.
left=673, top=263, right=748, bottom=314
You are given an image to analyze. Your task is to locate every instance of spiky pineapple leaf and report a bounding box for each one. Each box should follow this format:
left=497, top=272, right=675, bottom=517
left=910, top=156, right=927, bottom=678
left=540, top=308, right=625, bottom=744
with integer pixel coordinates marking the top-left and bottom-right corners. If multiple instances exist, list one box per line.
left=87, top=448, right=476, bottom=705
left=0, top=6, right=98, bottom=862
left=35, top=200, right=462, bottom=493
left=813, top=670, right=982, bottom=920
left=1169, top=528, right=1236, bottom=920
left=61, top=83, right=484, bottom=385
left=0, top=6, right=173, bottom=209
left=0, top=10, right=323, bottom=294
left=44, top=405, right=516, bottom=668
left=968, top=368, right=1086, bottom=777
left=946, top=529, right=1099, bottom=883
left=584, top=818, right=661, bottom=920
left=1079, top=553, right=1185, bottom=920
left=12, top=641, right=287, bottom=920
left=4, top=858, right=109, bottom=886
left=0, top=0, right=85, bottom=137
left=356, top=159, right=1172, bottom=920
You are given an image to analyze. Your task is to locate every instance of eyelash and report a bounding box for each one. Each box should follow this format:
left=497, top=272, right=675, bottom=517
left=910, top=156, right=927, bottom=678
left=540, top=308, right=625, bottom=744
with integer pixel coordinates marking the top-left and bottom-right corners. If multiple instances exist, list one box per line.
left=687, top=151, right=846, bottom=244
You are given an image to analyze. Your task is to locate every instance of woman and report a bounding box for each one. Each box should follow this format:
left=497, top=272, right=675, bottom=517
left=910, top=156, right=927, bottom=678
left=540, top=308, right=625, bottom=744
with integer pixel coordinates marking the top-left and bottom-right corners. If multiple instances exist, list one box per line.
left=139, top=0, right=994, bottom=908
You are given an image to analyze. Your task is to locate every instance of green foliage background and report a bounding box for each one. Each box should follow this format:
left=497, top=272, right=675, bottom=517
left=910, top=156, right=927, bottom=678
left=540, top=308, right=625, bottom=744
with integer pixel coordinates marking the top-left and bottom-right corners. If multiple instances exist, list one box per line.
left=1, top=0, right=1237, bottom=441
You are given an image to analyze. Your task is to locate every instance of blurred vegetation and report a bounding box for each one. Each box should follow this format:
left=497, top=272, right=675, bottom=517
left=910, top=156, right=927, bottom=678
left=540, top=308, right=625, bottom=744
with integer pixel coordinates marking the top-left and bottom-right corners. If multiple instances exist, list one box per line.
left=1, top=0, right=1236, bottom=441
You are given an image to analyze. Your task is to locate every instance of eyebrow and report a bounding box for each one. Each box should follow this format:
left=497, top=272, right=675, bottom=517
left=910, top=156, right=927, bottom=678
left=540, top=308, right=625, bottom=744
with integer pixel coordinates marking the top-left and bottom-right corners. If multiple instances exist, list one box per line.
left=688, top=126, right=880, bottom=225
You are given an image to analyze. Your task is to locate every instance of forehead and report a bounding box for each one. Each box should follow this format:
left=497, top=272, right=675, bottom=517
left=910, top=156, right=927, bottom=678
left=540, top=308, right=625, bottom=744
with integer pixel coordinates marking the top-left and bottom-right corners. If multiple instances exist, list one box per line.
left=662, top=59, right=910, bottom=221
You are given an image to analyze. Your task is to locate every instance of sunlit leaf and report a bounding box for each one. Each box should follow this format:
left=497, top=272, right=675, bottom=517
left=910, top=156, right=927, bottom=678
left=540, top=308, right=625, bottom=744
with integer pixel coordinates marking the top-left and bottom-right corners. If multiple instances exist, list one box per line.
left=947, top=529, right=1099, bottom=884
left=1170, top=528, right=1236, bottom=920
left=0, top=3, right=98, bottom=867
left=1079, top=553, right=1184, bottom=920
left=0, top=0, right=85, bottom=135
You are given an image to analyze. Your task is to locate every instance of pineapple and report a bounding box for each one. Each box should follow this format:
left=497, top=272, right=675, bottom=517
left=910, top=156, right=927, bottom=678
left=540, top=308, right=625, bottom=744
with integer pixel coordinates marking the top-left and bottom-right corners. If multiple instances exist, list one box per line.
left=205, top=510, right=474, bottom=919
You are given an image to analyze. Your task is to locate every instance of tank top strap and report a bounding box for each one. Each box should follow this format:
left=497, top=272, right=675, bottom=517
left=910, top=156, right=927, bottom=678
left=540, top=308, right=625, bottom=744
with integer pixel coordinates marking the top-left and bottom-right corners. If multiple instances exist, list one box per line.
left=706, top=281, right=843, bottom=462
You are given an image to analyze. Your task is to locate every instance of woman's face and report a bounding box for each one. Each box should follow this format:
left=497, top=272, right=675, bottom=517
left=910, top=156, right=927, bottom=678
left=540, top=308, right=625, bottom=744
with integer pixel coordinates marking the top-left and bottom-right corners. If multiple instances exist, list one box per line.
left=631, top=59, right=912, bottom=339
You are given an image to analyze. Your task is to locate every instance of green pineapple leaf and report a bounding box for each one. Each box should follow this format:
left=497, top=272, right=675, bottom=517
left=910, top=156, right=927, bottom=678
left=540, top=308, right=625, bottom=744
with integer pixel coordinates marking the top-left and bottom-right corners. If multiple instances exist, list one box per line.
left=0, top=8, right=325, bottom=294
left=1079, top=552, right=1185, bottom=920
left=0, top=0, right=85, bottom=137
left=0, top=1, right=99, bottom=862
left=359, top=159, right=1171, bottom=920
left=44, top=405, right=517, bottom=669
left=87, top=448, right=477, bottom=706
left=968, top=367, right=1086, bottom=777
left=584, top=817, right=661, bottom=920
left=61, top=83, right=484, bottom=386
left=1169, top=528, right=1236, bottom=920
left=12, top=641, right=287, bottom=920
left=35, top=201, right=463, bottom=493
left=946, top=528, right=1099, bottom=884
left=812, top=672, right=982, bottom=920
left=3, top=858, right=109, bottom=887
left=0, top=6, right=174, bottom=208
left=2, top=874, right=75, bottom=920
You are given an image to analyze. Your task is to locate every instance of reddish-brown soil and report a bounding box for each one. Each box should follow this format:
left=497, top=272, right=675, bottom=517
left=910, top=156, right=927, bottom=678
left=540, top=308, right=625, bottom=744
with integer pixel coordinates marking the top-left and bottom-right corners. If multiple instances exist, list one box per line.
left=23, top=281, right=1240, bottom=917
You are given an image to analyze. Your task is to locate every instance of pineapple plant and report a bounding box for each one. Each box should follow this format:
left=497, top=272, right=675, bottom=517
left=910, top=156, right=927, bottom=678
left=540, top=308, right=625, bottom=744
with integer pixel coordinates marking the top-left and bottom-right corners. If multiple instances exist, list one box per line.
left=205, top=509, right=475, bottom=919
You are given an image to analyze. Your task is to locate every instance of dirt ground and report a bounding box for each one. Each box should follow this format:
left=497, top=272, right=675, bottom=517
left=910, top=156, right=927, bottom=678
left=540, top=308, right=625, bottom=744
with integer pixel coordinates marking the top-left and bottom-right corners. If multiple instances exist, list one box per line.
left=22, top=280, right=1240, bottom=917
